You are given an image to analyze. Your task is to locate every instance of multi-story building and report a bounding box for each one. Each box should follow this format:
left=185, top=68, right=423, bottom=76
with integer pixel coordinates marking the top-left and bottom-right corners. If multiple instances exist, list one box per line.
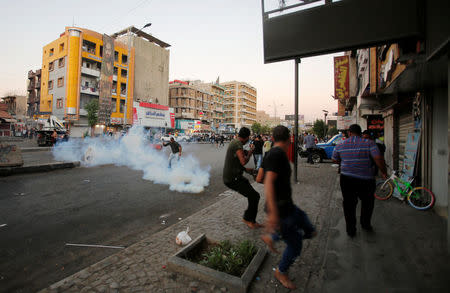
left=256, top=110, right=270, bottom=125
left=169, top=80, right=213, bottom=122
left=193, top=81, right=225, bottom=127
left=39, top=27, right=134, bottom=136
left=1, top=95, right=27, bottom=121
left=220, top=81, right=257, bottom=129
left=39, top=26, right=170, bottom=136
left=27, top=69, right=41, bottom=118
left=113, top=27, right=171, bottom=106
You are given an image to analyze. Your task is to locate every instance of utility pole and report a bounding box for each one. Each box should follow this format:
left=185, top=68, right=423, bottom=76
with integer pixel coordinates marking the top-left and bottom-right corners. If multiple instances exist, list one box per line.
left=294, top=58, right=300, bottom=183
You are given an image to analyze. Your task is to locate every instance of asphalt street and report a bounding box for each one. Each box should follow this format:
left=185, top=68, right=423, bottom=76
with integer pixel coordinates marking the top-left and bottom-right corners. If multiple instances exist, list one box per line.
left=0, top=142, right=234, bottom=293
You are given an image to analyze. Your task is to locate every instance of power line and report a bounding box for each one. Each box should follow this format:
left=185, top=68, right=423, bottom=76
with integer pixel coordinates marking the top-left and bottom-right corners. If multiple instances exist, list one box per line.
left=97, top=0, right=152, bottom=34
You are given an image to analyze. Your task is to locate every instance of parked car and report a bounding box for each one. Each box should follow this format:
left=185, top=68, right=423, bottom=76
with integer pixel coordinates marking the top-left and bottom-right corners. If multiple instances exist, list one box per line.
left=161, top=134, right=191, bottom=143
left=299, top=133, right=344, bottom=163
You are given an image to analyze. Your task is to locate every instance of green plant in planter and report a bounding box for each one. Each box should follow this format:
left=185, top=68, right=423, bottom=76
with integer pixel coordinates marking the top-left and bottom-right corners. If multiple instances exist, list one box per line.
left=199, top=240, right=257, bottom=277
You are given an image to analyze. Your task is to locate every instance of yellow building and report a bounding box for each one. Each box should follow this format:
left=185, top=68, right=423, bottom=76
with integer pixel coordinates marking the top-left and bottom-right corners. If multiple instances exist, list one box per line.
left=40, top=27, right=134, bottom=136
left=220, top=81, right=257, bottom=129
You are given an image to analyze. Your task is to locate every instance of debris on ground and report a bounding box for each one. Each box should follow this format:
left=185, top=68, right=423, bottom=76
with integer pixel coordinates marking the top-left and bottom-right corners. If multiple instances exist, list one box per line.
left=176, top=227, right=192, bottom=246
left=65, top=243, right=125, bottom=249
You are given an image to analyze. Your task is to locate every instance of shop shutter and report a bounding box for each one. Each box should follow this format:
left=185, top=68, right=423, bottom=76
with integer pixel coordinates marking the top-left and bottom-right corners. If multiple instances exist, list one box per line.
left=397, top=112, right=414, bottom=170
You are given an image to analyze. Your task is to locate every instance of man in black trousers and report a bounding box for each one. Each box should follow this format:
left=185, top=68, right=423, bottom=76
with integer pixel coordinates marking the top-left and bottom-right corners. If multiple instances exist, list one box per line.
left=332, top=124, right=387, bottom=237
left=223, top=127, right=262, bottom=229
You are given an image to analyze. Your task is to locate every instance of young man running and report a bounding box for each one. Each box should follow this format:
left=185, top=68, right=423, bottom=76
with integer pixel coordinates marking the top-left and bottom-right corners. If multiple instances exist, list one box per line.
left=262, top=125, right=316, bottom=289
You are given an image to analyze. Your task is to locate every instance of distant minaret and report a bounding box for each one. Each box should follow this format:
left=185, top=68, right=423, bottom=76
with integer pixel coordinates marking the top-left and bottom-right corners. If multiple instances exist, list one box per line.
left=215, top=76, right=220, bottom=84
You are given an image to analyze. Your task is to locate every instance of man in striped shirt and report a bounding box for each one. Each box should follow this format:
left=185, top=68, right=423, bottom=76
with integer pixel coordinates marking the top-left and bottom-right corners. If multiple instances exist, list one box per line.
left=332, top=124, right=387, bottom=237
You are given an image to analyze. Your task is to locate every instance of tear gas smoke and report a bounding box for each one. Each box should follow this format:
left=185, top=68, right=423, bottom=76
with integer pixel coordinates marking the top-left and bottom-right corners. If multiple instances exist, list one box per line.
left=52, top=126, right=210, bottom=193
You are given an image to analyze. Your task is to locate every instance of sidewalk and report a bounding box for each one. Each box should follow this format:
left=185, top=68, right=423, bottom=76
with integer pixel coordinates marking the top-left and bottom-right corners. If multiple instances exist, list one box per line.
left=0, top=148, right=79, bottom=176
left=38, top=163, right=449, bottom=293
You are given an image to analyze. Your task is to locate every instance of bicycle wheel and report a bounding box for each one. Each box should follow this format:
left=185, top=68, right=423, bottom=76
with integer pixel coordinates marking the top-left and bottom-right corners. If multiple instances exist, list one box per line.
left=374, top=180, right=393, bottom=200
left=407, top=187, right=435, bottom=210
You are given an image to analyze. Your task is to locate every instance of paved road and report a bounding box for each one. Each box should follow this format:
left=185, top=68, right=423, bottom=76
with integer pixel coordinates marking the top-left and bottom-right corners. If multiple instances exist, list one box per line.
left=0, top=143, right=234, bottom=293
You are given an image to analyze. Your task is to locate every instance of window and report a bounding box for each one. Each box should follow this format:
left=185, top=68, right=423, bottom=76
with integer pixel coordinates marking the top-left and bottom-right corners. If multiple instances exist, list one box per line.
left=49, top=62, right=54, bottom=71
left=111, top=98, right=117, bottom=112
left=82, top=40, right=96, bottom=54
left=58, top=57, right=65, bottom=68
left=122, top=54, right=128, bottom=64
left=112, top=81, right=117, bottom=94
left=114, top=51, right=119, bottom=62
left=56, top=98, right=63, bottom=109
left=99, top=45, right=103, bottom=57
left=121, top=69, right=127, bottom=78
left=120, top=83, right=126, bottom=96
left=59, top=43, right=64, bottom=52
left=114, top=67, right=118, bottom=76
left=119, top=99, right=125, bottom=113
left=57, top=77, right=64, bottom=87
left=49, top=48, right=54, bottom=56
left=48, top=80, right=53, bottom=90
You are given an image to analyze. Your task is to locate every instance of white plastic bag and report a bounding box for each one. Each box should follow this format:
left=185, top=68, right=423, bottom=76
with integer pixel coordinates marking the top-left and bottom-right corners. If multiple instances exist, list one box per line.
left=176, top=227, right=192, bottom=246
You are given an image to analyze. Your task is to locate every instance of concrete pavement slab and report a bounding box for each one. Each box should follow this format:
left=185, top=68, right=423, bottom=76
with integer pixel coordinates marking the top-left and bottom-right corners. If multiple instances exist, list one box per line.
left=36, top=163, right=449, bottom=293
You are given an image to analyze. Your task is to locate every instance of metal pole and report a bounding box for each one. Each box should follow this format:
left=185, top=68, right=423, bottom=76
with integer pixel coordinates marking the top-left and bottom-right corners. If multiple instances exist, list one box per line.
left=294, top=58, right=300, bottom=183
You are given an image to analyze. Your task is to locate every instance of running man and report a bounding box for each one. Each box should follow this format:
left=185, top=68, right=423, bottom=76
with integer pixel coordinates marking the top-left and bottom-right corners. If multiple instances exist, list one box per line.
left=163, top=137, right=182, bottom=168
left=261, top=125, right=316, bottom=289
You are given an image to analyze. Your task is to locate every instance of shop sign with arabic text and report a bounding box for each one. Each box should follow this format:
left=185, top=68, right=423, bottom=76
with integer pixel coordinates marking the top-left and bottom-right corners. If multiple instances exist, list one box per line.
left=334, top=56, right=350, bottom=100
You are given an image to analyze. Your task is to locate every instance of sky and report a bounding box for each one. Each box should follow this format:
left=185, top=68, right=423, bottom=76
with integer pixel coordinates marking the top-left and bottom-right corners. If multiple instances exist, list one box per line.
left=0, top=0, right=338, bottom=122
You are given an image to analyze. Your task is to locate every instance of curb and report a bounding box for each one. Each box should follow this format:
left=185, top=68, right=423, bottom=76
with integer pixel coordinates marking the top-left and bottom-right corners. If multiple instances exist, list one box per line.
left=21, top=147, right=52, bottom=153
left=0, top=161, right=80, bottom=176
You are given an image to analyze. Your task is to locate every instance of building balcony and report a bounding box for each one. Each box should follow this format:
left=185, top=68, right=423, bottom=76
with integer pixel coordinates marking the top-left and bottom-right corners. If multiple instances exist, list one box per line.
left=81, top=66, right=100, bottom=77
left=80, top=86, right=99, bottom=96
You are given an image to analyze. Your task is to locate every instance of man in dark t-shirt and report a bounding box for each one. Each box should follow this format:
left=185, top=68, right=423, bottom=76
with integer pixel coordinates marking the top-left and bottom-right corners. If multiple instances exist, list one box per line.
left=223, top=127, right=262, bottom=229
left=261, top=125, right=316, bottom=290
left=252, top=135, right=264, bottom=170
left=163, top=137, right=182, bottom=168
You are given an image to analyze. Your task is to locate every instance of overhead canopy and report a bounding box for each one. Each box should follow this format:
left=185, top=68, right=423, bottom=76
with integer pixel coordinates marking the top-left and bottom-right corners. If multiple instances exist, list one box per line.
left=262, top=0, right=424, bottom=63
left=111, top=26, right=171, bottom=48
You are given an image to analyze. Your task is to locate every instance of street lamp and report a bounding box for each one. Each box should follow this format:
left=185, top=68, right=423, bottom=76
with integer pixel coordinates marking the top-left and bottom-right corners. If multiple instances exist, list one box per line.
left=322, top=110, right=328, bottom=139
left=123, top=23, right=152, bottom=128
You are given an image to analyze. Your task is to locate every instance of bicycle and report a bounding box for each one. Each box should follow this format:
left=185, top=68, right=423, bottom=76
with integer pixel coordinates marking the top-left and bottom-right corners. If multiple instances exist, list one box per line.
left=374, top=170, right=435, bottom=210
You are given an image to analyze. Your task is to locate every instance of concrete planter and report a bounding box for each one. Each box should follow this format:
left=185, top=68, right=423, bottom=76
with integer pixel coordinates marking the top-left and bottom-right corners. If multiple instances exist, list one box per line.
left=167, top=234, right=267, bottom=293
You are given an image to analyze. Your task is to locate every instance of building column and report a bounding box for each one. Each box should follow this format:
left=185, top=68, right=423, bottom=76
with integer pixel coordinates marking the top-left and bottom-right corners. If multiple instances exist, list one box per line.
left=66, top=28, right=81, bottom=116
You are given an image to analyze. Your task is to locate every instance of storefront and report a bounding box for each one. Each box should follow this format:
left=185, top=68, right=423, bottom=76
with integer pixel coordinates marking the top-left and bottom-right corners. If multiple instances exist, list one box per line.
left=133, top=102, right=174, bottom=130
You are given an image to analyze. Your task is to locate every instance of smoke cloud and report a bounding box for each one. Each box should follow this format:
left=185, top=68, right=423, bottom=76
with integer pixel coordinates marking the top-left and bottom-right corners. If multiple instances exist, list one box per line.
left=52, top=126, right=210, bottom=193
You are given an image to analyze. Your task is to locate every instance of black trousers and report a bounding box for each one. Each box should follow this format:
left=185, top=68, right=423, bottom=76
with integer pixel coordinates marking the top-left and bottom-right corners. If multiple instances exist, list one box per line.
left=225, top=177, right=260, bottom=223
left=339, top=175, right=376, bottom=233
left=307, top=148, right=314, bottom=163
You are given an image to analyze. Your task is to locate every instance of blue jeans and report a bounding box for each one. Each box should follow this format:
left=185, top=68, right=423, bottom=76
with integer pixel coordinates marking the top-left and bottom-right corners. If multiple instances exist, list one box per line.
left=253, top=154, right=263, bottom=169
left=272, top=205, right=315, bottom=273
